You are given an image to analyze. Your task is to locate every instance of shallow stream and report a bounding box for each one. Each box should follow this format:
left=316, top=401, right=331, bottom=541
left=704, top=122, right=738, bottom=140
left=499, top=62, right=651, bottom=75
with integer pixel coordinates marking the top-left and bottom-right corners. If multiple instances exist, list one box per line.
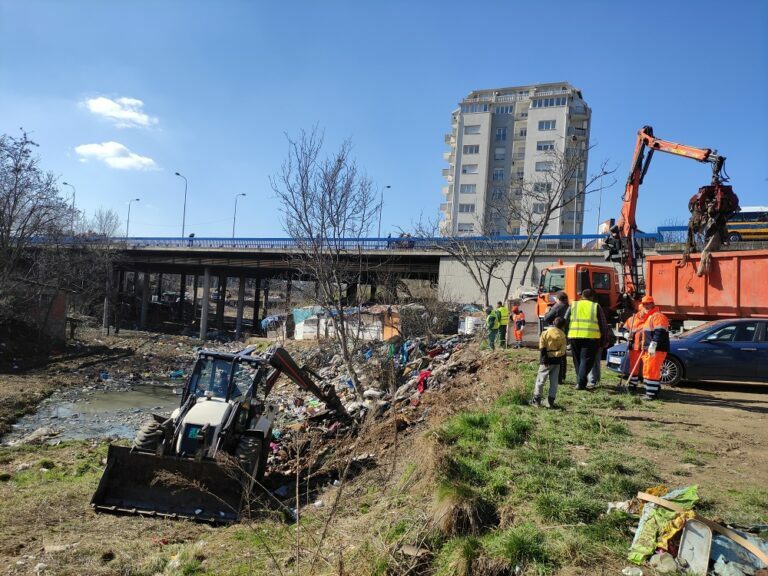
left=4, top=382, right=181, bottom=444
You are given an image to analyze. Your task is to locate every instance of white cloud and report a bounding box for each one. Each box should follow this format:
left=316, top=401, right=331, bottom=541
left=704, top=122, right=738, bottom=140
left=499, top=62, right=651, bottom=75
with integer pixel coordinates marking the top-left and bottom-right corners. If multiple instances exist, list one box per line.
left=83, top=96, right=158, bottom=128
left=75, top=141, right=157, bottom=170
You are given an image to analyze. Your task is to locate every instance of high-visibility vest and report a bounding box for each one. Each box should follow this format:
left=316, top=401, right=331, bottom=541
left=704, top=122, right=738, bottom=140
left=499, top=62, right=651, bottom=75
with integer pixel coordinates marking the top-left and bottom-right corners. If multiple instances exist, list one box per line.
left=567, top=300, right=600, bottom=339
left=486, top=312, right=500, bottom=330
left=497, top=306, right=509, bottom=325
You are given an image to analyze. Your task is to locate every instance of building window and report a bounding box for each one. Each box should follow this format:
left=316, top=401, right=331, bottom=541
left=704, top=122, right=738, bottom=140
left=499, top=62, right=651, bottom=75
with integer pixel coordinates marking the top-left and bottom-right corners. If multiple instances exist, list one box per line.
left=538, top=120, right=556, bottom=131
left=533, top=202, right=547, bottom=214
left=461, top=103, right=490, bottom=113
left=535, top=161, right=553, bottom=172
left=461, top=164, right=479, bottom=174
left=463, top=144, right=479, bottom=155
left=459, top=184, right=477, bottom=194
left=492, top=168, right=504, bottom=182
left=510, top=226, right=520, bottom=235
left=519, top=128, right=527, bottom=137
left=494, top=147, right=505, bottom=161
left=511, top=187, right=523, bottom=197
left=491, top=187, right=505, bottom=201
left=533, top=182, right=553, bottom=193
left=458, top=203, right=476, bottom=213
left=495, top=127, right=507, bottom=142
left=494, top=105, right=514, bottom=114
left=457, top=223, right=474, bottom=233
left=531, top=97, right=568, bottom=108
left=536, top=140, right=555, bottom=151
left=464, top=125, right=481, bottom=135
left=515, top=169, right=524, bottom=179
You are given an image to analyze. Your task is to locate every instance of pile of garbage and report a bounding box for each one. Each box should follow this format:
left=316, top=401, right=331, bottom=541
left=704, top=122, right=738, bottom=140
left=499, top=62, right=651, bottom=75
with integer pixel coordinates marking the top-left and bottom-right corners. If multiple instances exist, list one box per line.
left=261, top=334, right=477, bottom=478
left=616, top=485, right=768, bottom=576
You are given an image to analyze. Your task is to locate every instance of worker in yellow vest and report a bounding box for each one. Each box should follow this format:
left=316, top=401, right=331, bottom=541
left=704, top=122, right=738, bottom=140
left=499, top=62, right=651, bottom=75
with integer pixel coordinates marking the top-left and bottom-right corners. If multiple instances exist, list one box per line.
left=565, top=289, right=608, bottom=390
left=496, top=301, right=509, bottom=348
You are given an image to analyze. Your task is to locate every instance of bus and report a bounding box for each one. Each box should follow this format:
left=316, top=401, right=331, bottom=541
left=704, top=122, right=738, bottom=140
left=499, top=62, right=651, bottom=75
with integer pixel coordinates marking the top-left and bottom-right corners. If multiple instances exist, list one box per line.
left=727, top=206, right=768, bottom=242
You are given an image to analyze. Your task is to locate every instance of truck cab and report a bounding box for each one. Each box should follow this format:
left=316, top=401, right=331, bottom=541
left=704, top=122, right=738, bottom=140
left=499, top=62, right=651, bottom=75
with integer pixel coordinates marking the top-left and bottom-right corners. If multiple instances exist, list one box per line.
left=536, top=264, right=620, bottom=328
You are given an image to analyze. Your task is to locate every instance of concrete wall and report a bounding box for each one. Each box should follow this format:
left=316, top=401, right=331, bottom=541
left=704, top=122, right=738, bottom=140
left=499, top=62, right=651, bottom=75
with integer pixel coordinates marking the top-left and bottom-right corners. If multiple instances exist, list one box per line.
left=438, top=251, right=611, bottom=304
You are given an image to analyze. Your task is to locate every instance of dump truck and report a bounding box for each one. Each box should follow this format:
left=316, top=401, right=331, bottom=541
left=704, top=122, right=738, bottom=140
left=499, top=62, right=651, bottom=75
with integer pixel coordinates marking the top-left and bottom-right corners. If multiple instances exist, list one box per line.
left=91, top=345, right=346, bottom=523
left=537, top=125, right=749, bottom=329
left=536, top=249, right=768, bottom=330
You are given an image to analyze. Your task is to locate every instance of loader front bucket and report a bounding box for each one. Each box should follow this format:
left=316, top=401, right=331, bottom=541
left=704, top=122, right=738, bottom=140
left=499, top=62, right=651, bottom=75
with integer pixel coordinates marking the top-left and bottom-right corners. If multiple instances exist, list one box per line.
left=91, top=445, right=245, bottom=523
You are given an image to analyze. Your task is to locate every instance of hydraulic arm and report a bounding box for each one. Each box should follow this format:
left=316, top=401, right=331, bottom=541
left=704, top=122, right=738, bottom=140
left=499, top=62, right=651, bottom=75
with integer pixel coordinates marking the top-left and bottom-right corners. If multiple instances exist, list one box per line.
left=604, top=126, right=739, bottom=300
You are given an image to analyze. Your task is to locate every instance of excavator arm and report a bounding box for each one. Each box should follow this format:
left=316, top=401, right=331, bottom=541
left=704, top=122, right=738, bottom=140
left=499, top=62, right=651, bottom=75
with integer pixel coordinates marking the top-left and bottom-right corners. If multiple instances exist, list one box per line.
left=265, top=346, right=348, bottom=418
left=605, top=125, right=738, bottom=301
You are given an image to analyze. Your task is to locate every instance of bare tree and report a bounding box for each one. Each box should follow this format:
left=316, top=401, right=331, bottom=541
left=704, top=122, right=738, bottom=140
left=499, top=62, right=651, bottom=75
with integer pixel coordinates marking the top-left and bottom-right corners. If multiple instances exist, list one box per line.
left=424, top=139, right=616, bottom=306
left=271, top=128, right=379, bottom=397
left=0, top=131, right=72, bottom=322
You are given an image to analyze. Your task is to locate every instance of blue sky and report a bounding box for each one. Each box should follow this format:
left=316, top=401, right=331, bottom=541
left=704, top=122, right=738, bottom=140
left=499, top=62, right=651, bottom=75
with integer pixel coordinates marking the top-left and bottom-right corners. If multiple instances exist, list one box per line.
left=1, top=0, right=766, bottom=238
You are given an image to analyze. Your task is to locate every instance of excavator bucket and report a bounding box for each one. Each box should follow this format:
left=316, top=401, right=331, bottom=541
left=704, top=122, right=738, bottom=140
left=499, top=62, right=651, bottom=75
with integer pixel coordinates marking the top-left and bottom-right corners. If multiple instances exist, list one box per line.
left=91, top=445, right=246, bottom=523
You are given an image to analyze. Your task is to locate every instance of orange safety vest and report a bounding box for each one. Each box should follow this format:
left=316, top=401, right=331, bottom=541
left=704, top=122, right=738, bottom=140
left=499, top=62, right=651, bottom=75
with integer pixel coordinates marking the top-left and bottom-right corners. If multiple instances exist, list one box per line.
left=623, top=311, right=647, bottom=351
left=641, top=308, right=670, bottom=352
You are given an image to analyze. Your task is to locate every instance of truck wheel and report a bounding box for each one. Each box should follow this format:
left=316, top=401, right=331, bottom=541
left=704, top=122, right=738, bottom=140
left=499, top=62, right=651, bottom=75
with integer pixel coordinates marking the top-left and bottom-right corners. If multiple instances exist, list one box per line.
left=728, top=232, right=741, bottom=242
left=236, top=436, right=267, bottom=492
left=660, top=356, right=683, bottom=387
left=132, top=419, right=163, bottom=451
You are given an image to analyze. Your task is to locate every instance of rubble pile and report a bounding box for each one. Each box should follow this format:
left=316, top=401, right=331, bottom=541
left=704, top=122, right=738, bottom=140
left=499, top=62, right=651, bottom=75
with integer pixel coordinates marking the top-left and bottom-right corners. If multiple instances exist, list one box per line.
left=261, top=334, right=478, bottom=479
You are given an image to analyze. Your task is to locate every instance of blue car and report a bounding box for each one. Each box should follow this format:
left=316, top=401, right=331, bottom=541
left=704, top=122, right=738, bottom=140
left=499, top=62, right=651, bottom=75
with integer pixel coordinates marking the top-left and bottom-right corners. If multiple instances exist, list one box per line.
left=605, top=318, right=768, bottom=386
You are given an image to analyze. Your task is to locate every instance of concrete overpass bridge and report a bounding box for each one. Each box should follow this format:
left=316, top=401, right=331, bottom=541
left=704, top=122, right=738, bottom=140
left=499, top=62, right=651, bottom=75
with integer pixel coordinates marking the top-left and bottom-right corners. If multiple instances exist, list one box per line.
left=112, top=229, right=678, bottom=339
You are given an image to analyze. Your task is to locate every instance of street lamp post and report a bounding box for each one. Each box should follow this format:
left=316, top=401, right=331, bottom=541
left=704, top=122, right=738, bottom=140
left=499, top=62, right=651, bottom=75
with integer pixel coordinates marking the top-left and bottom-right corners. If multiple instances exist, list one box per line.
left=232, top=193, right=246, bottom=238
left=174, top=172, right=188, bottom=238
left=377, top=185, right=391, bottom=238
left=126, top=198, right=140, bottom=237
left=62, top=181, right=76, bottom=236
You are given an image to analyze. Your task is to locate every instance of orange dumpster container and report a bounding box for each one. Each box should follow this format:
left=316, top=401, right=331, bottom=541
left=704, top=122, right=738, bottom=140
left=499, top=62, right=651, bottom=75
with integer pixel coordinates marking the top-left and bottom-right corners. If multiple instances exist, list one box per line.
left=646, top=249, right=768, bottom=320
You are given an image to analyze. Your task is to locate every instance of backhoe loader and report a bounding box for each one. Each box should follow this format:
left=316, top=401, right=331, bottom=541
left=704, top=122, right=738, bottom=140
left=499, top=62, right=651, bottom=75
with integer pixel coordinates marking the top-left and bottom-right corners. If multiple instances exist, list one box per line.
left=91, top=345, right=347, bottom=523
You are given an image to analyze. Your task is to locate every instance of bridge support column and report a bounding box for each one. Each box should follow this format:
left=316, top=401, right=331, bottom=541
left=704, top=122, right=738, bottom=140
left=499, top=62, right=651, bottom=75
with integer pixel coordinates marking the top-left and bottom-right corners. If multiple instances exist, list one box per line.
left=216, top=275, right=227, bottom=330
left=252, top=277, right=262, bottom=335
left=370, top=284, right=377, bottom=302
left=285, top=277, right=293, bottom=309
left=177, top=274, right=186, bottom=321
left=235, top=276, right=245, bottom=340
left=262, top=280, right=270, bottom=335
left=346, top=283, right=358, bottom=305
left=199, top=267, right=211, bottom=340
left=140, top=271, right=150, bottom=329
left=156, top=273, right=163, bottom=301
left=191, top=274, right=198, bottom=325
left=133, top=272, right=140, bottom=321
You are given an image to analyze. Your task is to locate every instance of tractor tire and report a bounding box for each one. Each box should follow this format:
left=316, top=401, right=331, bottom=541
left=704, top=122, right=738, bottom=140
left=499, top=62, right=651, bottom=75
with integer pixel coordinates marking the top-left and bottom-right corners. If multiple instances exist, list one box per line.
left=728, top=232, right=742, bottom=243
left=236, top=435, right=268, bottom=493
left=132, top=419, right=163, bottom=451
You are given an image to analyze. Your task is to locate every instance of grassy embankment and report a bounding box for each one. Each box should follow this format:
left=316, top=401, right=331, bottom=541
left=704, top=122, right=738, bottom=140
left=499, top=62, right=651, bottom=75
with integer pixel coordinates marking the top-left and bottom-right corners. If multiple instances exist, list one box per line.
left=2, top=350, right=767, bottom=575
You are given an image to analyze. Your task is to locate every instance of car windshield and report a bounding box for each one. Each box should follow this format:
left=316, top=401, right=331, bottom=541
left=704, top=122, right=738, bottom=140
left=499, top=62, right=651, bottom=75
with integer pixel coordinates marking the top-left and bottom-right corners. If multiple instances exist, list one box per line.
left=675, top=321, right=726, bottom=339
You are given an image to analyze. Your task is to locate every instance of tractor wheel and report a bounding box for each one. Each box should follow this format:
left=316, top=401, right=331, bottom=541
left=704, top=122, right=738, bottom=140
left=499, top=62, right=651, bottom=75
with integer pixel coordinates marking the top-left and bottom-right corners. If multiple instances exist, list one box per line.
left=728, top=232, right=742, bottom=242
left=132, top=419, right=163, bottom=451
left=236, top=435, right=268, bottom=493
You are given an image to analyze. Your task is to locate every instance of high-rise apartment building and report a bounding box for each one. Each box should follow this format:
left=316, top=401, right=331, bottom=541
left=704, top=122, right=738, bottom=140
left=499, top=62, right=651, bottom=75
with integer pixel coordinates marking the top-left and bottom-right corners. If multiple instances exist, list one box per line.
left=440, top=82, right=591, bottom=237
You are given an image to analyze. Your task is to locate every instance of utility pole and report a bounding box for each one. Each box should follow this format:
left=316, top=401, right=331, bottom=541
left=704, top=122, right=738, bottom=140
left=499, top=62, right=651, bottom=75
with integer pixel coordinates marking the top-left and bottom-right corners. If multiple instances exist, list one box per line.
left=174, top=172, right=188, bottom=238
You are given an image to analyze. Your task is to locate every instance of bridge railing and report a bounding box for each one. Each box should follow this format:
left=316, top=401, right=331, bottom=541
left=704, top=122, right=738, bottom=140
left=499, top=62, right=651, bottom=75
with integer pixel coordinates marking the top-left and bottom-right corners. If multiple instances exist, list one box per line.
left=121, top=231, right=666, bottom=251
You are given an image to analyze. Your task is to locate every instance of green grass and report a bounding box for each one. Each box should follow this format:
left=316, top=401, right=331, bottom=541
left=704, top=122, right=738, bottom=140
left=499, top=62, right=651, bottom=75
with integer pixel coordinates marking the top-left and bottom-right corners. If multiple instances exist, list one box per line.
left=430, top=356, right=659, bottom=572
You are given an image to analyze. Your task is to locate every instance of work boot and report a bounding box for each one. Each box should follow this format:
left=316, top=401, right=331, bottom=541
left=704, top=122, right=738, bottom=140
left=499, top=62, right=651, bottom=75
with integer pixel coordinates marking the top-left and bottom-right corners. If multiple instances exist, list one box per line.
left=547, top=396, right=556, bottom=409
left=529, top=396, right=541, bottom=407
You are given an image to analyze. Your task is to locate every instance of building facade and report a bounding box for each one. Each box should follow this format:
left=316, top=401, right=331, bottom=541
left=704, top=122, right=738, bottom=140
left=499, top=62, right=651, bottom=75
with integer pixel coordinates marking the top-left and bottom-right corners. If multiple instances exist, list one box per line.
left=440, top=82, right=591, bottom=237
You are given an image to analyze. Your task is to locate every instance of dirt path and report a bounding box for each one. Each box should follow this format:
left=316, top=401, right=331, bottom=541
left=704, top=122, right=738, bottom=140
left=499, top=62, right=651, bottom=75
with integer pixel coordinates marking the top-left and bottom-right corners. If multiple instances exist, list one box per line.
left=617, top=380, right=768, bottom=520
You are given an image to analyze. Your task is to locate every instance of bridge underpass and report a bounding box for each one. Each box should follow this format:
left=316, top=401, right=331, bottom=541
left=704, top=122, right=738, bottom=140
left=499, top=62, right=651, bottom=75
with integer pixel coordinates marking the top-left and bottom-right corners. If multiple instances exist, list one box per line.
left=113, top=244, right=442, bottom=340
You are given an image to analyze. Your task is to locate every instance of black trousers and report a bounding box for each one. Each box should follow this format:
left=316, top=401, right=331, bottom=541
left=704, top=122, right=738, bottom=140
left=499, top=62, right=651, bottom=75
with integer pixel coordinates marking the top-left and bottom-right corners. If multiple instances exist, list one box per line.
left=570, top=338, right=599, bottom=389
left=559, top=354, right=567, bottom=385
left=498, top=324, right=508, bottom=347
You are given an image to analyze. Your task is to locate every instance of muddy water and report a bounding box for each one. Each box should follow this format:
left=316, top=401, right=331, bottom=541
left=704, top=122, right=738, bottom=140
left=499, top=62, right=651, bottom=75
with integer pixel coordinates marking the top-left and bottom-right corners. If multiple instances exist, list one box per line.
left=4, top=383, right=181, bottom=443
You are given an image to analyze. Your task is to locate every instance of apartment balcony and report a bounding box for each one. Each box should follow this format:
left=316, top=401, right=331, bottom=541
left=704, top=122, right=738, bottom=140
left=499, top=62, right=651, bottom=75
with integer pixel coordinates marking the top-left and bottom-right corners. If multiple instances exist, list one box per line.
left=533, top=88, right=570, bottom=96
left=442, top=185, right=453, bottom=197
left=444, top=133, right=456, bottom=145
left=570, top=105, right=589, bottom=117
left=567, top=127, right=588, bottom=138
left=443, top=151, right=456, bottom=163
left=513, top=133, right=527, bottom=141
left=439, top=202, right=452, bottom=212
left=513, top=152, right=526, bottom=160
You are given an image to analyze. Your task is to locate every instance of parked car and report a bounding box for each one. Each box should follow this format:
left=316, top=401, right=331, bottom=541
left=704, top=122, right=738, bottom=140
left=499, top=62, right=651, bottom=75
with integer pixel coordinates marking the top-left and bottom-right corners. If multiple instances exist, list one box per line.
left=605, top=318, right=768, bottom=386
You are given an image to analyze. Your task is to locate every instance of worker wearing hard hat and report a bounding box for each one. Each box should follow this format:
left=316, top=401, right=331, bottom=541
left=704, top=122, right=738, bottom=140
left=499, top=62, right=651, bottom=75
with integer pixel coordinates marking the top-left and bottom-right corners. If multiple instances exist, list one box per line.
left=639, top=295, right=670, bottom=400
